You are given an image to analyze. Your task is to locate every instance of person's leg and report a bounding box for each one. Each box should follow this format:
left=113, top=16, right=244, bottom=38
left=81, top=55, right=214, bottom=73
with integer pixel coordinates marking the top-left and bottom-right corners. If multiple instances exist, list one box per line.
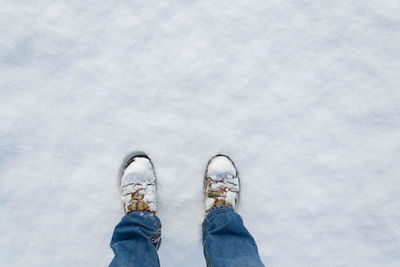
left=202, top=205, right=264, bottom=267
left=110, top=211, right=161, bottom=267
left=202, top=154, right=264, bottom=267
left=109, top=152, right=161, bottom=267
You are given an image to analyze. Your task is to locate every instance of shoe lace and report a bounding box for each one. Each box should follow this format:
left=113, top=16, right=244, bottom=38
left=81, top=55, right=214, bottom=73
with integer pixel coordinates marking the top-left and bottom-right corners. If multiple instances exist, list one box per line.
left=123, top=183, right=156, bottom=214
left=207, top=180, right=239, bottom=208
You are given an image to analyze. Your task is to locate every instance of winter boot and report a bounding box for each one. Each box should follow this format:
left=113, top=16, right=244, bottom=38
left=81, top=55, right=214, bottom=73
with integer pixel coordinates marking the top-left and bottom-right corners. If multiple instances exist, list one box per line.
left=204, top=154, right=240, bottom=214
left=120, top=152, right=157, bottom=214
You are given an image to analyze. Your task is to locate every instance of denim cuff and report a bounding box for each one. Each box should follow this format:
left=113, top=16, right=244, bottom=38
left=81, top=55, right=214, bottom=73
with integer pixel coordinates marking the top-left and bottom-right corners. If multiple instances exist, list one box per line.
left=125, top=211, right=161, bottom=229
left=206, top=205, right=234, bottom=219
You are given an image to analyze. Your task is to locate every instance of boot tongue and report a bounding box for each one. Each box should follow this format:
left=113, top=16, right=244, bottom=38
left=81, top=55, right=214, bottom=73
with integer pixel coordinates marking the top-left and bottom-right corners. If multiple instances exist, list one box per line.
left=127, top=201, right=150, bottom=213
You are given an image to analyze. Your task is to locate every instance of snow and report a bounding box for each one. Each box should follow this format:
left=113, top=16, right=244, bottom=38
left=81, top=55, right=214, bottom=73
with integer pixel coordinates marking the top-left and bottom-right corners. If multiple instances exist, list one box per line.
left=206, top=155, right=237, bottom=181
left=122, top=157, right=156, bottom=185
left=205, top=198, right=216, bottom=212
left=1, top=1, right=400, bottom=266
left=225, top=191, right=238, bottom=210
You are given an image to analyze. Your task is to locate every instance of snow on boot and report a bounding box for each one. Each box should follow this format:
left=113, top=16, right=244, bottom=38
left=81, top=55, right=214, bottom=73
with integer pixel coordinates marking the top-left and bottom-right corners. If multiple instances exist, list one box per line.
left=204, top=154, right=240, bottom=214
left=120, top=152, right=157, bottom=214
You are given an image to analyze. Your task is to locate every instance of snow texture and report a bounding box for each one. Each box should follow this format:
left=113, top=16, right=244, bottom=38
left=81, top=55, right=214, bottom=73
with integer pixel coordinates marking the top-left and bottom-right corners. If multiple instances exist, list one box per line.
left=1, top=1, right=400, bottom=266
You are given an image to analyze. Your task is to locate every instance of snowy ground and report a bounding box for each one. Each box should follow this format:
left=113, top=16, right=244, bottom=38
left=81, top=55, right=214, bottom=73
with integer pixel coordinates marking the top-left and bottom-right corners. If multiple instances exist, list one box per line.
left=1, top=1, right=400, bottom=266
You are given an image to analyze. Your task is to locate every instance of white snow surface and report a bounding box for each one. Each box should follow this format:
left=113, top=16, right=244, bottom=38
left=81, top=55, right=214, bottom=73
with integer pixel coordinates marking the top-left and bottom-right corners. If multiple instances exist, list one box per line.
left=1, top=1, right=400, bottom=267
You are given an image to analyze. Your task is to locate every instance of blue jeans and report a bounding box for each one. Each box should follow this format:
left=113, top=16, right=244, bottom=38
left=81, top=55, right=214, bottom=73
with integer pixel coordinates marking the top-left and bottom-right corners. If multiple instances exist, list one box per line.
left=110, top=206, right=264, bottom=267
